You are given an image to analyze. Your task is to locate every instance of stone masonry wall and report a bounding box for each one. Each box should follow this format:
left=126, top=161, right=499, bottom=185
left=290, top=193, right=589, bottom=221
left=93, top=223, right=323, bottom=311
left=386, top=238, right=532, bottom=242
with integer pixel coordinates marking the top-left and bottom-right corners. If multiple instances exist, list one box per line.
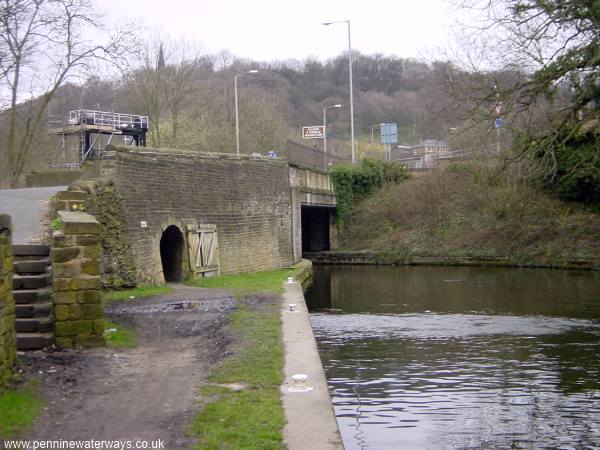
left=108, top=147, right=294, bottom=283
left=0, top=215, right=16, bottom=388
left=52, top=211, right=104, bottom=348
left=67, top=180, right=138, bottom=290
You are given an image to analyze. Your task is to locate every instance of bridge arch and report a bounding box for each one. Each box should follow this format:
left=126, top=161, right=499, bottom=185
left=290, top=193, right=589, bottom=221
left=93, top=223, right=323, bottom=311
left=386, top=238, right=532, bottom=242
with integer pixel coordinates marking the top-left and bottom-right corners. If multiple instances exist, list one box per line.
left=160, top=224, right=185, bottom=282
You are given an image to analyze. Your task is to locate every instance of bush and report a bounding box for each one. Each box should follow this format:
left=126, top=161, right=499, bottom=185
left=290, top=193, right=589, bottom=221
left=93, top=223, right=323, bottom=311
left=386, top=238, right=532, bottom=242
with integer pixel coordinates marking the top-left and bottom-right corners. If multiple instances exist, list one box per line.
left=331, top=159, right=410, bottom=227
left=338, top=161, right=600, bottom=265
left=515, top=127, right=600, bottom=208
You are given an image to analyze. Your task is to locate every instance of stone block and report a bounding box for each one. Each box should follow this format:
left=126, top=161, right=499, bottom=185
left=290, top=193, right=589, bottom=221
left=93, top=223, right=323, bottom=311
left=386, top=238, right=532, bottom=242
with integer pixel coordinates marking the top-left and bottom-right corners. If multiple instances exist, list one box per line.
left=53, top=278, right=70, bottom=292
left=83, top=244, right=101, bottom=261
left=81, top=259, right=101, bottom=276
left=55, top=320, right=92, bottom=337
left=82, top=303, right=103, bottom=320
left=53, top=260, right=82, bottom=278
left=53, top=291, right=78, bottom=304
left=69, top=304, right=83, bottom=320
left=54, top=200, right=68, bottom=211
left=75, top=235, right=100, bottom=246
left=92, top=319, right=104, bottom=335
left=52, top=247, right=80, bottom=263
left=55, top=337, right=74, bottom=348
left=78, top=290, right=102, bottom=304
left=69, top=276, right=101, bottom=291
left=63, top=220, right=100, bottom=235
left=56, top=191, right=88, bottom=201
left=54, top=305, right=70, bottom=321
left=52, top=233, right=76, bottom=248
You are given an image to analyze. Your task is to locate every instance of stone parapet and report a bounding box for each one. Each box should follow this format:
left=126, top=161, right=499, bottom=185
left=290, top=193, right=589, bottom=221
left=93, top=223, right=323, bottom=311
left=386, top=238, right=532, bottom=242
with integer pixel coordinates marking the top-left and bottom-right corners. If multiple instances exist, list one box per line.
left=52, top=211, right=104, bottom=348
left=0, top=214, right=16, bottom=388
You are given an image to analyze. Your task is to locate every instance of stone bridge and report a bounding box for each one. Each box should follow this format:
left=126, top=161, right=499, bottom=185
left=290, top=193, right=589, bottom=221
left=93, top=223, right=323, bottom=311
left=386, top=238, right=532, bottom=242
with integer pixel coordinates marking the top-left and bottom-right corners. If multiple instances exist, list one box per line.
left=84, top=145, right=336, bottom=285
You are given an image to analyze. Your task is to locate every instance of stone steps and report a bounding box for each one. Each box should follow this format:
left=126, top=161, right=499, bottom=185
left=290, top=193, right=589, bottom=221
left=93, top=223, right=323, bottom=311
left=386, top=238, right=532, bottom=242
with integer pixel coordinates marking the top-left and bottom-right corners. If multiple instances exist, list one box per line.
left=16, top=317, right=52, bottom=333
left=12, top=244, right=54, bottom=350
left=13, top=288, right=52, bottom=304
left=15, top=302, right=52, bottom=318
left=13, top=273, right=51, bottom=290
left=16, top=332, right=54, bottom=350
left=13, top=259, right=51, bottom=275
left=12, top=244, right=50, bottom=257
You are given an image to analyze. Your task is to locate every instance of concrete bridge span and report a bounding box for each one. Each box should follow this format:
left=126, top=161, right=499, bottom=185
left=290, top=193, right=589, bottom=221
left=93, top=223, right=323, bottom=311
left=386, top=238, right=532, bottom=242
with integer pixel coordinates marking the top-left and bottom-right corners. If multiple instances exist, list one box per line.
left=92, top=146, right=336, bottom=284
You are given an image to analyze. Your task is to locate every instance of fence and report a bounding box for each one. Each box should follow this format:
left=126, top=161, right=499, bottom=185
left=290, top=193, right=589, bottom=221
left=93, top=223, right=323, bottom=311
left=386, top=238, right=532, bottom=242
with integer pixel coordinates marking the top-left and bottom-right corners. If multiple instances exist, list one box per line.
left=391, top=148, right=492, bottom=169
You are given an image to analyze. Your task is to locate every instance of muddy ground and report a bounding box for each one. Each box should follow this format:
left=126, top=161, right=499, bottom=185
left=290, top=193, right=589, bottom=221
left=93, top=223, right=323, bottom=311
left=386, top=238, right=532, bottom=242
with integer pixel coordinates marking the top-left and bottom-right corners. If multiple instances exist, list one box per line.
left=18, top=285, right=239, bottom=449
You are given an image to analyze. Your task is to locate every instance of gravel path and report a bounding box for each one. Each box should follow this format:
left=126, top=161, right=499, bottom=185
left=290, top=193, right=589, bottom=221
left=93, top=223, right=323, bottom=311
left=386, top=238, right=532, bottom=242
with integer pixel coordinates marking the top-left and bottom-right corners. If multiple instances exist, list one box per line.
left=20, top=285, right=236, bottom=449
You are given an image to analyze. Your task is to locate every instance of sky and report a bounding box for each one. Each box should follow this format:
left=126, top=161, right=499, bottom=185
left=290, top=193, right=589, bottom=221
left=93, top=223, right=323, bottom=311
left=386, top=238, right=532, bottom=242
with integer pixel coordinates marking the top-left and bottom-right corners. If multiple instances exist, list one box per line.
left=99, top=0, right=458, bottom=62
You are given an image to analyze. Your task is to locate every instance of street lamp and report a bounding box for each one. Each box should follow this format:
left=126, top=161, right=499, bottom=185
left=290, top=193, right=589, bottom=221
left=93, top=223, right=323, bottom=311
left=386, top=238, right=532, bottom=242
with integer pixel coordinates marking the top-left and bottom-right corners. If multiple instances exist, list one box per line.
left=234, top=69, right=258, bottom=156
left=323, top=104, right=342, bottom=167
left=323, top=19, right=355, bottom=165
left=371, top=124, right=380, bottom=144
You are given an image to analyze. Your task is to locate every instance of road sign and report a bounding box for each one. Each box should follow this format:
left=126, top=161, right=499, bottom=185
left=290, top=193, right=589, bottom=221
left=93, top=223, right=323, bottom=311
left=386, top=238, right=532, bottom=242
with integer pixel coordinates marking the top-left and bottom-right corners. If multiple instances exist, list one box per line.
left=380, top=122, right=398, bottom=145
left=494, top=117, right=504, bottom=128
left=302, top=126, right=325, bottom=139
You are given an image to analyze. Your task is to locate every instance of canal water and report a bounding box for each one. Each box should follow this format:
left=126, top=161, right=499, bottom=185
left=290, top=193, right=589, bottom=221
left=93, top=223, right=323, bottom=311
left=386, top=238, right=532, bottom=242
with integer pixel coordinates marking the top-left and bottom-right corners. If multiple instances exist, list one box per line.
left=304, top=265, right=600, bottom=450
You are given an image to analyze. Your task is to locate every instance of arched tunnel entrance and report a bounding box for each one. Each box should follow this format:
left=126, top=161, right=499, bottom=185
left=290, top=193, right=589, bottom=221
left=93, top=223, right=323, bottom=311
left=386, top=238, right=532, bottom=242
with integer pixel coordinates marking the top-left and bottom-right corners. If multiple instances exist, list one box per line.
left=160, top=225, right=185, bottom=282
left=301, top=205, right=333, bottom=253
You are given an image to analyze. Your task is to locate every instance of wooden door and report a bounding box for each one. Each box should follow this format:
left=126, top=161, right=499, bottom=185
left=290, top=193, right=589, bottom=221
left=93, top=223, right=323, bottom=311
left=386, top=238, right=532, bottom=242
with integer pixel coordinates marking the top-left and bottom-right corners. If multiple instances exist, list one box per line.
left=187, top=224, right=220, bottom=278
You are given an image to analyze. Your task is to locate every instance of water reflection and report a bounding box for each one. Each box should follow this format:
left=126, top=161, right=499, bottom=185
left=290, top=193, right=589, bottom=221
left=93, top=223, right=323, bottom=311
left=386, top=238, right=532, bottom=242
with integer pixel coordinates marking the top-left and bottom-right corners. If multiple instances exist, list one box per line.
left=305, top=265, right=600, bottom=450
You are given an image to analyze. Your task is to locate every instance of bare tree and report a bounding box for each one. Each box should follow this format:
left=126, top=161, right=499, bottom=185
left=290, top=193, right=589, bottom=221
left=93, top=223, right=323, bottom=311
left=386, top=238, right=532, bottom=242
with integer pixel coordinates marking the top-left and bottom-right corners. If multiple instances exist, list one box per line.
left=449, top=0, right=600, bottom=203
left=123, top=36, right=207, bottom=148
left=0, top=0, right=133, bottom=187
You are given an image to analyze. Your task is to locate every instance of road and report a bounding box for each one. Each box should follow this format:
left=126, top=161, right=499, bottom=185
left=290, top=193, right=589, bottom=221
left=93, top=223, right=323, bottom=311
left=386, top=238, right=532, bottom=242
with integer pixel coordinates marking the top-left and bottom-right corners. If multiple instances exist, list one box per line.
left=0, top=186, right=66, bottom=244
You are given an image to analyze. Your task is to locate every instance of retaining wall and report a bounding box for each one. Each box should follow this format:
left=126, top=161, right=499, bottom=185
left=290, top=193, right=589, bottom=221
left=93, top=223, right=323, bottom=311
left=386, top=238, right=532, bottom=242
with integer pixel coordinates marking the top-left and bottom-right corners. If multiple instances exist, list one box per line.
left=0, top=215, right=16, bottom=388
left=106, top=147, right=295, bottom=283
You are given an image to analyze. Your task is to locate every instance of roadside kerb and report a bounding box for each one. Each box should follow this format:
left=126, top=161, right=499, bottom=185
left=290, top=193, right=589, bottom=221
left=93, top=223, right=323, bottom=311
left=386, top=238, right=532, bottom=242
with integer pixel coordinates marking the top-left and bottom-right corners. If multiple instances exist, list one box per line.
left=281, top=278, right=343, bottom=449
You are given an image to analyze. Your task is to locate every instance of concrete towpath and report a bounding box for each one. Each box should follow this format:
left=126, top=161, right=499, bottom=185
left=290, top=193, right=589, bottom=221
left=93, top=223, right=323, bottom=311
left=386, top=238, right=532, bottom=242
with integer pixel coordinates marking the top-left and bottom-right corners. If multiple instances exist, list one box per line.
left=281, top=278, right=344, bottom=449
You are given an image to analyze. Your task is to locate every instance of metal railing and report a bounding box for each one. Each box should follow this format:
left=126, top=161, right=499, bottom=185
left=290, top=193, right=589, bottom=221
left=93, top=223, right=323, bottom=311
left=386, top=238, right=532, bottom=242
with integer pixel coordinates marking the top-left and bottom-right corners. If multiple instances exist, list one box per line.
left=49, top=110, right=149, bottom=130
left=391, top=149, right=486, bottom=169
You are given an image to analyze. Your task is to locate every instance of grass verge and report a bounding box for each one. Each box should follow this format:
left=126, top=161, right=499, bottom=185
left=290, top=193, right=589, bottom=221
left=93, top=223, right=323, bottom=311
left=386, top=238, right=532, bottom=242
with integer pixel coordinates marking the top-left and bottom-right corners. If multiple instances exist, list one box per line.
left=189, top=267, right=301, bottom=450
left=0, top=384, right=44, bottom=438
left=186, top=268, right=298, bottom=298
left=103, top=318, right=138, bottom=349
left=102, top=285, right=173, bottom=304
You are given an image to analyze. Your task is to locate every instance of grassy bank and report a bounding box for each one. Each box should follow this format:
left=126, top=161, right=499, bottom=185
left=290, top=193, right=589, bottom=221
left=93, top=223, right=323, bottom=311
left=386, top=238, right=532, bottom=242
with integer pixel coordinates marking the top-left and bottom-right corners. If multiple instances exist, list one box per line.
left=188, top=268, right=301, bottom=450
left=338, top=163, right=600, bottom=268
left=186, top=268, right=298, bottom=297
left=0, top=384, right=43, bottom=438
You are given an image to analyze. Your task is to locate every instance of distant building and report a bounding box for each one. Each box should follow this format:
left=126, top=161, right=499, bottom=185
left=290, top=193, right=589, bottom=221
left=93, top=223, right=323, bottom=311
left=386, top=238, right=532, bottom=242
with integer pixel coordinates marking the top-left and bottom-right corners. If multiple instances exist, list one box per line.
left=390, top=140, right=450, bottom=169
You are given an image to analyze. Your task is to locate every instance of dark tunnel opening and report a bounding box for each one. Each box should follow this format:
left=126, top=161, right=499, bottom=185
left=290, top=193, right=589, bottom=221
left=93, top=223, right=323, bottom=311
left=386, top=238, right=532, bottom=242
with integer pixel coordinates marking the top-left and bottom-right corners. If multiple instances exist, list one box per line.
left=160, top=225, right=184, bottom=282
left=301, top=205, right=332, bottom=253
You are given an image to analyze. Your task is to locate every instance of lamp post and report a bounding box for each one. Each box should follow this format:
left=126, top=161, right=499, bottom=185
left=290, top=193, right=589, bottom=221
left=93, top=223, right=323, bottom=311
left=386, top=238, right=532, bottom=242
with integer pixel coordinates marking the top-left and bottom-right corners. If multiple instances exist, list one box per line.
left=323, top=104, right=342, bottom=167
left=323, top=19, right=355, bottom=165
left=234, top=69, right=258, bottom=156
left=371, top=124, right=380, bottom=144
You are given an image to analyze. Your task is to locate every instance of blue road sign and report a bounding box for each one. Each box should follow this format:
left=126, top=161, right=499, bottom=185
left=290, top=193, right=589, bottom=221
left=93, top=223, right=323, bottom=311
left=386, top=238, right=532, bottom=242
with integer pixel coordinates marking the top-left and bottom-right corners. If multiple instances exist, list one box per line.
left=495, top=117, right=504, bottom=129
left=381, top=123, right=398, bottom=144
